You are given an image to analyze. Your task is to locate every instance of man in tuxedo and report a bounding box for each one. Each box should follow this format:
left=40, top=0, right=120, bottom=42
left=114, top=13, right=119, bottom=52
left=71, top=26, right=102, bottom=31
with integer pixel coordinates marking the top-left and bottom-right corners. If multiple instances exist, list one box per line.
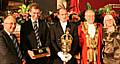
left=20, top=3, right=50, bottom=64
left=0, top=15, right=23, bottom=64
left=49, top=8, right=79, bottom=64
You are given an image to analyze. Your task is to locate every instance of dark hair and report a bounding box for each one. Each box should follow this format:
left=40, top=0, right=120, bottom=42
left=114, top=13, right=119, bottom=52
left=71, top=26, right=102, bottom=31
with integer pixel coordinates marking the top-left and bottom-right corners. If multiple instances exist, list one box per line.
left=69, top=13, right=77, bottom=20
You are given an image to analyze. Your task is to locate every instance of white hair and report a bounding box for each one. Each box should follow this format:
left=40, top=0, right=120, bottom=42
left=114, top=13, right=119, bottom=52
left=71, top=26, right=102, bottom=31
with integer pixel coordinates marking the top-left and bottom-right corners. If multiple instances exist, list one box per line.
left=103, top=14, right=116, bottom=28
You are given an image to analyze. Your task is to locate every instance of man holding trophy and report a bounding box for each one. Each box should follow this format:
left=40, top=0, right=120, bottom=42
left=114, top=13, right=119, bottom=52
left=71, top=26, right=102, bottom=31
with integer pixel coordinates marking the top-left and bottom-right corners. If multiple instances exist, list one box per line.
left=49, top=8, right=79, bottom=64
left=20, top=3, right=50, bottom=64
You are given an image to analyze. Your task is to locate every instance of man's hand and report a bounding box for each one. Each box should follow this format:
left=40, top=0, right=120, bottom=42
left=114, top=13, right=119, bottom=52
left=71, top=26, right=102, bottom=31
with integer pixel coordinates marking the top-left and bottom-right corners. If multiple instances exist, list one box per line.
left=22, top=59, right=26, bottom=64
left=46, top=47, right=51, bottom=57
left=28, top=50, right=36, bottom=59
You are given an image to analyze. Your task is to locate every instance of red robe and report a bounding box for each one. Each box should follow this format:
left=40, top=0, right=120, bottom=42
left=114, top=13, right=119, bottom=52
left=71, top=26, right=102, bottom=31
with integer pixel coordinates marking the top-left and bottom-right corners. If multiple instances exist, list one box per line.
left=78, top=22, right=102, bottom=64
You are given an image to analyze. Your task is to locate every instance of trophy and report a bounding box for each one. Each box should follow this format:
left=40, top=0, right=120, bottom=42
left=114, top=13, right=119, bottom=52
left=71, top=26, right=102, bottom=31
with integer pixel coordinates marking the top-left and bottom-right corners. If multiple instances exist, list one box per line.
left=32, top=42, right=50, bottom=58
left=32, top=47, right=50, bottom=58
left=60, top=28, right=73, bottom=64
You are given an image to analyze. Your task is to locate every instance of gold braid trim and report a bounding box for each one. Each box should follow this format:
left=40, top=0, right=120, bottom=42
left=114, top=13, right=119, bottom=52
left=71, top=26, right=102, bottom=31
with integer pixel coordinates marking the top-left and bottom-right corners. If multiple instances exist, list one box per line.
left=81, top=22, right=100, bottom=63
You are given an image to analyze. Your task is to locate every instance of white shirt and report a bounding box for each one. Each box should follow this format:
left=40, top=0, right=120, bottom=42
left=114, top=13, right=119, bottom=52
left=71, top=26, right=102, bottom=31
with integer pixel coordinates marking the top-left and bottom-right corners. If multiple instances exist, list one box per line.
left=87, top=22, right=96, bottom=38
left=60, top=20, right=67, bottom=33
left=31, top=18, right=39, bottom=29
left=4, top=29, right=12, bottom=39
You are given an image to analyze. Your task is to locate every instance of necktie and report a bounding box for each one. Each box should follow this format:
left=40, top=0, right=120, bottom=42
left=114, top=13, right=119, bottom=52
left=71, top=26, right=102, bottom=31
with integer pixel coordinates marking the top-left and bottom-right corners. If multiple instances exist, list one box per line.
left=10, top=34, right=22, bottom=59
left=33, top=21, right=42, bottom=48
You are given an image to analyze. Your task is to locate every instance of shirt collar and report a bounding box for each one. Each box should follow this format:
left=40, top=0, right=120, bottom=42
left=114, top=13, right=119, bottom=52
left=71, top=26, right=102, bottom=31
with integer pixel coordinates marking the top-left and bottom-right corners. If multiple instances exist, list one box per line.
left=60, top=20, right=67, bottom=25
left=87, top=22, right=94, bottom=26
left=4, top=29, right=11, bottom=36
left=31, top=18, right=38, bottom=23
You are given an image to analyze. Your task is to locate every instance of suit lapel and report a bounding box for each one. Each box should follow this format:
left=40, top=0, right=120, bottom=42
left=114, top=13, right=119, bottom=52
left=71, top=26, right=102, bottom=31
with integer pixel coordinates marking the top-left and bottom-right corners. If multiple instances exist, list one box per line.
left=2, top=30, right=17, bottom=54
left=57, top=21, right=64, bottom=35
left=38, top=19, right=42, bottom=38
left=54, top=21, right=67, bottom=48
left=57, top=21, right=70, bottom=34
left=26, top=20, right=37, bottom=49
left=27, top=19, right=42, bottom=49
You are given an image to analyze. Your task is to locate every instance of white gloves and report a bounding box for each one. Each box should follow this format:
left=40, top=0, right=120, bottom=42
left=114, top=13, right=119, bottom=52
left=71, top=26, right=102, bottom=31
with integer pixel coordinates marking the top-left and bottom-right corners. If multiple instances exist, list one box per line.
left=57, top=51, right=72, bottom=62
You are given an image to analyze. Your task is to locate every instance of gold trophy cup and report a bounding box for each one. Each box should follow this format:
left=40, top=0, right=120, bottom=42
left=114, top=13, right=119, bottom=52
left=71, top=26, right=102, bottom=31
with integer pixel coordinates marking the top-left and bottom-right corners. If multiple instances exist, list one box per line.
left=60, top=28, right=73, bottom=64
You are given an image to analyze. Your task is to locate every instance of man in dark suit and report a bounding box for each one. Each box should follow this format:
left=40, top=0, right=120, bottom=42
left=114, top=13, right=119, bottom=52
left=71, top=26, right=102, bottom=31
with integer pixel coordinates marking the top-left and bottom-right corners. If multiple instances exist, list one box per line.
left=20, top=3, right=50, bottom=64
left=0, top=15, right=23, bottom=64
left=49, top=8, right=80, bottom=64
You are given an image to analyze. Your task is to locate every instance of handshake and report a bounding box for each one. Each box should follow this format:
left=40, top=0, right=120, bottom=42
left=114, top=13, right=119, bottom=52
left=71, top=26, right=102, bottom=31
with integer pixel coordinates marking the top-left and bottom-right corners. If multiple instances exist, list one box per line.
left=57, top=51, right=72, bottom=62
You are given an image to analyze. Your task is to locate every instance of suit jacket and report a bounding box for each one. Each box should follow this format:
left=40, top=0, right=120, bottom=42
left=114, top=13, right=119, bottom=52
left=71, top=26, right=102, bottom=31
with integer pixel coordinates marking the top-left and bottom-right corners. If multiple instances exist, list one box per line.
left=49, top=20, right=80, bottom=64
left=0, top=30, right=21, bottom=64
left=20, top=19, right=50, bottom=64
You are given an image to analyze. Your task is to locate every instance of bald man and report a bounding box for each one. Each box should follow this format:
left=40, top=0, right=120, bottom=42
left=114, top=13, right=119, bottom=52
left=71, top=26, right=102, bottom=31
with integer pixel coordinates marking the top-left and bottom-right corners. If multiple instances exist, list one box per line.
left=0, top=15, right=22, bottom=64
left=78, top=10, right=102, bottom=64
